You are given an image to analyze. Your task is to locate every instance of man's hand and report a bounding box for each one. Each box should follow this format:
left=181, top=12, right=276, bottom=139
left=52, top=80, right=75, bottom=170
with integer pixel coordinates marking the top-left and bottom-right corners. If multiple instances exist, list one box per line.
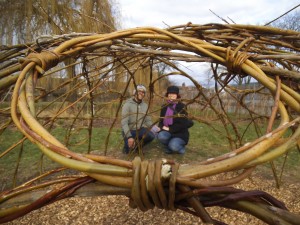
left=128, top=137, right=135, bottom=149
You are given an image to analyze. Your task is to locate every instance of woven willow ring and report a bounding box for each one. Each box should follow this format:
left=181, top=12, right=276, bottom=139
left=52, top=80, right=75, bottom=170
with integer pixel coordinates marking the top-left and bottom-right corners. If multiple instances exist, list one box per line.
left=1, top=24, right=300, bottom=224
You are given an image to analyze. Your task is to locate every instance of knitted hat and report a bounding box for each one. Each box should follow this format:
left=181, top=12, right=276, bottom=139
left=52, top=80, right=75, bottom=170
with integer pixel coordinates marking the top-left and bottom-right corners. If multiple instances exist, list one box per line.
left=167, top=86, right=179, bottom=94
left=133, top=84, right=147, bottom=95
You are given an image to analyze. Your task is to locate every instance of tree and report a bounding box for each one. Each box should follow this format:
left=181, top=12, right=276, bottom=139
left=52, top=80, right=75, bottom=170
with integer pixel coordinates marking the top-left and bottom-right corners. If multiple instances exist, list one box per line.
left=0, top=0, right=121, bottom=101
left=269, top=9, right=300, bottom=31
left=0, top=0, right=120, bottom=45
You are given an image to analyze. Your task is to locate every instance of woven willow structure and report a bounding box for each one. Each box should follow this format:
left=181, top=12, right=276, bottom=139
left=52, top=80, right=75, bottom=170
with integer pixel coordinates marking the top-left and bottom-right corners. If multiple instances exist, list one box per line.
left=0, top=24, right=300, bottom=224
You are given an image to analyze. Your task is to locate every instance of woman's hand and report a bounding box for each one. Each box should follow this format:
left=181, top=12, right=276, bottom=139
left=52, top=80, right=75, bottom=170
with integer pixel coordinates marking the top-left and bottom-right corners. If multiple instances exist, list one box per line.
left=162, top=126, right=169, bottom=131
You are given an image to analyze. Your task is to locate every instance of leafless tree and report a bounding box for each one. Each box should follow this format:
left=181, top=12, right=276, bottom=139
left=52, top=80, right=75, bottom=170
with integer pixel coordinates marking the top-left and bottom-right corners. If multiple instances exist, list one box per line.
left=269, top=10, right=300, bottom=31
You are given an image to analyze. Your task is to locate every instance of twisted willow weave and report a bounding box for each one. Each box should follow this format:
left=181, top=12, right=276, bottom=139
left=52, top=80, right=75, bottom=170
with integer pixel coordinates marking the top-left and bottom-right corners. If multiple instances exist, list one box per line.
left=0, top=24, right=300, bottom=224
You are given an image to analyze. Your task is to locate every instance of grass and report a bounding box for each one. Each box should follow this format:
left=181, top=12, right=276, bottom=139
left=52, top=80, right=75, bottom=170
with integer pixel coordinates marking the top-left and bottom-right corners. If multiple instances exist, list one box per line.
left=1, top=120, right=299, bottom=190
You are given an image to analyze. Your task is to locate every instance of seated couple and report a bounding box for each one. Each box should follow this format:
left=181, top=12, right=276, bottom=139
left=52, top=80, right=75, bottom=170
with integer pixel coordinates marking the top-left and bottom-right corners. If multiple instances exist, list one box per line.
left=121, top=84, right=192, bottom=154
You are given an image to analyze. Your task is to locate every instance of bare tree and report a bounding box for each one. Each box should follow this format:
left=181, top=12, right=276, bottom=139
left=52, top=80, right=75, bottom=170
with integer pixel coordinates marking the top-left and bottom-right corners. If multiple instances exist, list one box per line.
left=269, top=10, right=300, bottom=31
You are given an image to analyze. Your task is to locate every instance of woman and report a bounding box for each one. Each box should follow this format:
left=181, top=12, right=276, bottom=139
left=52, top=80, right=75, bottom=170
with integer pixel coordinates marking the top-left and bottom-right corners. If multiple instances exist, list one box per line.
left=157, top=85, right=190, bottom=154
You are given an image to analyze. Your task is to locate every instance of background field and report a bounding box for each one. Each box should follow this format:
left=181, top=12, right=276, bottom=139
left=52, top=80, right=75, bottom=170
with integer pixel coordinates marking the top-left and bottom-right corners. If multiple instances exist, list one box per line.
left=1, top=117, right=299, bottom=191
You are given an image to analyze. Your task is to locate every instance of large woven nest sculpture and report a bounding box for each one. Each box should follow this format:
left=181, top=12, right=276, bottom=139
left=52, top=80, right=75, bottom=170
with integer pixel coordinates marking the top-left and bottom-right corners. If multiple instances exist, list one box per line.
left=1, top=24, right=300, bottom=224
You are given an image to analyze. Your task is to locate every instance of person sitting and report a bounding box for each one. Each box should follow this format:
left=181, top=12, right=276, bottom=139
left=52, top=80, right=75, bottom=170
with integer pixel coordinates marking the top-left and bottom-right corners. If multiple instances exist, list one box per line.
left=157, top=85, right=190, bottom=154
left=121, top=84, right=155, bottom=154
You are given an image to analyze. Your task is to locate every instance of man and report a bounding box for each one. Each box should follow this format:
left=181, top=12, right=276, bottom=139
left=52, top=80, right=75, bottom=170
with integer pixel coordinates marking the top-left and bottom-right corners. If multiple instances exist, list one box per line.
left=121, top=84, right=155, bottom=154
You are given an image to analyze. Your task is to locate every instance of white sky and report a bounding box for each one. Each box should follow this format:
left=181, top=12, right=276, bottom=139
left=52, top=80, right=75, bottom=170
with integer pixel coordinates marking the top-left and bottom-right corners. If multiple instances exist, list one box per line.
left=117, top=0, right=300, bottom=86
left=118, top=0, right=299, bottom=29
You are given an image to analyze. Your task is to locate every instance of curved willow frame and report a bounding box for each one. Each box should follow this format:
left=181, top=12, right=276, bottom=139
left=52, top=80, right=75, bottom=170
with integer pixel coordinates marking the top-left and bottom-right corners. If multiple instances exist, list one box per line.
left=0, top=24, right=300, bottom=224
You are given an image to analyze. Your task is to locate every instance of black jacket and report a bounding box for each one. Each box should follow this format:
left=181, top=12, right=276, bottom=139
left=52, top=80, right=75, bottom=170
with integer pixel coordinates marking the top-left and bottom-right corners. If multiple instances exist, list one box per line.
left=158, top=101, right=190, bottom=144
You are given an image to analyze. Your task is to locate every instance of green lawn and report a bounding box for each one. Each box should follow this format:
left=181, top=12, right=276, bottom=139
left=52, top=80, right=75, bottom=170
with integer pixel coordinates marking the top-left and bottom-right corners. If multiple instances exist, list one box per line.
left=0, top=120, right=299, bottom=190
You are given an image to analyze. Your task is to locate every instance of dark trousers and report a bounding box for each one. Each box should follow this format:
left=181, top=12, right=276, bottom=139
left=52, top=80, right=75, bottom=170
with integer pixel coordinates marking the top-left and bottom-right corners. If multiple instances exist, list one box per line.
left=122, top=127, right=155, bottom=153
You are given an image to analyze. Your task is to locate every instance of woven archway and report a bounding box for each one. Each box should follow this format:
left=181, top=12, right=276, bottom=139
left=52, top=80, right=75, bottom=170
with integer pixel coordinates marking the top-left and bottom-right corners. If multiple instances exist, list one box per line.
left=0, top=24, right=300, bottom=224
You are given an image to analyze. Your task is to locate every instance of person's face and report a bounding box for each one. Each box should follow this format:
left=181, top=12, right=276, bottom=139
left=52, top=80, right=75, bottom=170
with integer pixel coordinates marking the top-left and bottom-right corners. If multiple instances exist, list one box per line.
left=136, top=90, right=145, bottom=100
left=167, top=93, right=177, bottom=100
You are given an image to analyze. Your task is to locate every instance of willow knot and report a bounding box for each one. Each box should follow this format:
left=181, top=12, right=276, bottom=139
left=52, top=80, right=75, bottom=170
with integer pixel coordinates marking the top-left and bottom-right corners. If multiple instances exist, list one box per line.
left=129, top=157, right=179, bottom=211
left=21, top=50, right=60, bottom=74
left=226, top=47, right=250, bottom=74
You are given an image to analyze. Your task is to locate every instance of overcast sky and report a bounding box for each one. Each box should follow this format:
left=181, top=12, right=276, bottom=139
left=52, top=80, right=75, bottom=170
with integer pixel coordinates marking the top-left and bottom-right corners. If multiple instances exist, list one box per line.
left=117, top=0, right=300, bottom=86
left=118, top=0, right=299, bottom=29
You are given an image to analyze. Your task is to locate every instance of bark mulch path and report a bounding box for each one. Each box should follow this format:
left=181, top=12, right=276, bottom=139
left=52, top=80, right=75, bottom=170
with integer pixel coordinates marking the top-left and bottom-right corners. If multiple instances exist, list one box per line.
left=5, top=175, right=300, bottom=225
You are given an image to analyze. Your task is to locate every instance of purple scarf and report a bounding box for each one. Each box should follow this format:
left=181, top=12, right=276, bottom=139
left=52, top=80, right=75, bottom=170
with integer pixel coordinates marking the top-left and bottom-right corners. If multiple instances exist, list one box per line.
left=163, top=102, right=177, bottom=126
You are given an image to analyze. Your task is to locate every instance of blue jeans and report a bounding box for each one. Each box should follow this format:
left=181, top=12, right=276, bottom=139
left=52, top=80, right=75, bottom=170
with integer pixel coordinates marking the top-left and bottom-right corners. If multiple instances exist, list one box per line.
left=157, top=131, right=186, bottom=154
left=122, top=127, right=155, bottom=153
